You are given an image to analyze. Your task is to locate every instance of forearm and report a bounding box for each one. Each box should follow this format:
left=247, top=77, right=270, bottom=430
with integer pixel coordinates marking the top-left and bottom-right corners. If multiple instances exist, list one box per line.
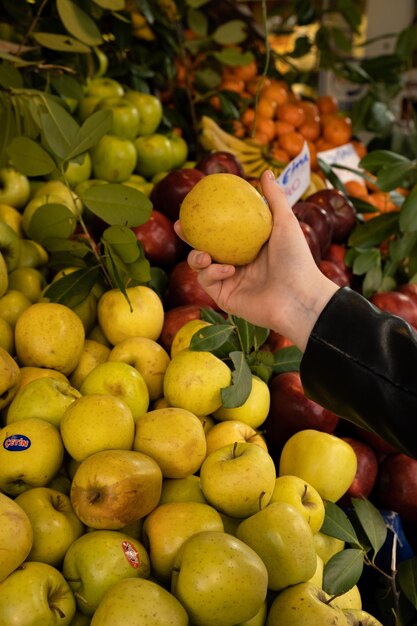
left=300, top=287, right=417, bottom=459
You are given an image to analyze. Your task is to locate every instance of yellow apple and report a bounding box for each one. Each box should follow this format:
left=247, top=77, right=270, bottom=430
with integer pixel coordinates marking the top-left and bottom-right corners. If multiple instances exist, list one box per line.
left=205, top=419, right=268, bottom=456
left=313, top=531, right=345, bottom=564
left=270, top=474, right=325, bottom=534
left=0, top=344, right=20, bottom=409
left=170, top=318, right=211, bottom=357
left=159, top=475, right=207, bottom=505
left=69, top=339, right=111, bottom=390
left=0, top=492, right=33, bottom=583
left=212, top=375, right=271, bottom=429
left=0, top=317, right=14, bottom=354
left=0, top=289, right=31, bottom=327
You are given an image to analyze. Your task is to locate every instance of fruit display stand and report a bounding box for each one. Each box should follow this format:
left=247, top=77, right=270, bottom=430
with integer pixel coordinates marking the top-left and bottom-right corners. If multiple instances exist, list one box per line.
left=1, top=1, right=417, bottom=625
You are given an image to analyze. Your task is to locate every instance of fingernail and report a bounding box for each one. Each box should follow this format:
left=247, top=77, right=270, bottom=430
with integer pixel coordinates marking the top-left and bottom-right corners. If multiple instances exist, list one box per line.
left=197, top=252, right=206, bottom=264
left=266, top=170, right=275, bottom=180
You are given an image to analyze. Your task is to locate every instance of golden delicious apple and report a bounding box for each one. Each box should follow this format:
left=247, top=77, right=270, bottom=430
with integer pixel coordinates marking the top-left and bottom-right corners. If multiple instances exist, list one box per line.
left=279, top=429, right=357, bottom=502
left=0, top=317, right=14, bottom=354
left=90, top=577, right=188, bottom=626
left=15, top=487, right=84, bottom=567
left=159, top=475, right=208, bottom=504
left=70, top=449, right=162, bottom=529
left=163, top=349, right=232, bottom=416
left=0, top=561, right=76, bottom=625
left=6, top=376, right=81, bottom=427
left=205, top=419, right=268, bottom=456
left=0, top=289, right=31, bottom=327
left=343, top=609, right=383, bottom=624
left=0, top=344, right=20, bottom=409
left=170, top=318, right=211, bottom=357
left=236, top=501, right=317, bottom=591
left=133, top=406, right=207, bottom=478
left=108, top=336, right=170, bottom=401
left=179, top=173, right=273, bottom=265
left=97, top=285, right=164, bottom=345
left=238, top=600, right=267, bottom=626
left=0, top=417, right=65, bottom=495
left=0, top=251, right=7, bottom=298
left=171, top=530, right=268, bottom=626
left=309, top=553, right=324, bottom=587
left=69, top=339, right=111, bottom=390
left=15, top=302, right=85, bottom=375
left=0, top=492, right=33, bottom=583
left=62, top=530, right=150, bottom=616
left=17, top=238, right=49, bottom=268
left=212, top=375, right=271, bottom=429
left=270, top=474, right=325, bottom=534
left=0, top=202, right=23, bottom=235
left=313, top=531, right=345, bottom=564
left=200, top=441, right=276, bottom=518
left=331, top=585, right=362, bottom=610
left=8, top=267, right=45, bottom=303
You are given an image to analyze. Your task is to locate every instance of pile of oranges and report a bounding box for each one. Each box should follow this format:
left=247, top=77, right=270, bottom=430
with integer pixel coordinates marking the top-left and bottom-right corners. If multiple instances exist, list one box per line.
left=344, top=179, right=405, bottom=220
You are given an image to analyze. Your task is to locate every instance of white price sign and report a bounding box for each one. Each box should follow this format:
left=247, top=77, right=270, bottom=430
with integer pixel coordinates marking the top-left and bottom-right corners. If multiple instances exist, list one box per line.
left=276, top=142, right=311, bottom=206
left=317, top=142, right=362, bottom=183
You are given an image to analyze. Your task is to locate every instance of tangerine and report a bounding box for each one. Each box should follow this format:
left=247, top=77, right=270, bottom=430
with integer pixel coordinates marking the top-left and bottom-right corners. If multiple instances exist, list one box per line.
left=275, top=120, right=295, bottom=136
left=317, top=95, right=338, bottom=115
left=279, top=131, right=305, bottom=157
left=323, top=116, right=352, bottom=146
left=276, top=103, right=306, bottom=128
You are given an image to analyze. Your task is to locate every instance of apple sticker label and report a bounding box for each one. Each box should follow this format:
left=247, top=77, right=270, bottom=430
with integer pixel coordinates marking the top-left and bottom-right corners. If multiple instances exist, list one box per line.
left=317, top=142, right=362, bottom=183
left=3, top=434, right=31, bottom=450
left=122, top=540, right=140, bottom=569
left=276, top=141, right=311, bottom=206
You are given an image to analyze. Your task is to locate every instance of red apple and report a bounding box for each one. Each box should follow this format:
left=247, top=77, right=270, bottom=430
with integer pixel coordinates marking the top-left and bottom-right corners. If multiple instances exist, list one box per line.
left=264, top=371, right=340, bottom=453
left=261, top=331, right=294, bottom=353
left=196, top=151, right=244, bottom=177
left=318, top=259, right=351, bottom=287
left=158, top=304, right=203, bottom=353
left=353, top=425, right=398, bottom=457
left=163, top=260, right=221, bottom=310
left=306, top=189, right=356, bottom=243
left=397, top=282, right=417, bottom=305
left=369, top=290, right=417, bottom=329
left=377, top=453, right=417, bottom=523
left=338, top=436, right=379, bottom=506
left=292, top=201, right=333, bottom=255
left=323, top=243, right=348, bottom=270
left=132, top=210, right=187, bottom=268
left=149, top=168, right=206, bottom=222
left=299, top=221, right=321, bottom=264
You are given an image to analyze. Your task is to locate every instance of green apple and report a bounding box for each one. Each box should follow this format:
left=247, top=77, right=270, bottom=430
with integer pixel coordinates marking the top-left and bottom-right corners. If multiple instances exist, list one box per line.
left=0, top=317, right=14, bottom=354
left=17, top=238, right=49, bottom=268
left=124, top=90, right=163, bottom=135
left=168, top=132, right=188, bottom=169
left=0, top=166, right=31, bottom=209
left=133, top=407, right=207, bottom=478
left=237, top=501, right=317, bottom=591
left=6, top=376, right=81, bottom=427
left=60, top=394, right=135, bottom=462
left=76, top=95, right=103, bottom=122
left=70, top=449, right=162, bottom=529
left=48, top=153, right=92, bottom=189
left=0, top=417, right=65, bottom=496
left=343, top=609, right=383, bottom=625
left=0, top=344, right=20, bottom=409
left=313, top=531, right=345, bottom=564
left=279, top=429, right=358, bottom=503
left=71, top=292, right=98, bottom=335
left=0, top=251, right=7, bottom=298
left=212, top=375, right=270, bottom=429
left=0, top=492, right=33, bottom=583
left=69, top=339, right=111, bottom=390
left=108, top=336, right=170, bottom=401
left=80, top=361, right=149, bottom=423
left=15, top=301, right=85, bottom=375
left=199, top=441, right=276, bottom=518
left=63, top=530, right=150, bottom=616
left=143, top=501, right=223, bottom=581
left=90, top=134, right=137, bottom=182
left=159, top=475, right=208, bottom=504
left=22, top=192, right=77, bottom=236
left=270, top=474, right=325, bottom=534
left=0, top=289, right=31, bottom=327
left=0, top=202, right=23, bottom=235
left=121, top=176, right=154, bottom=197
left=15, top=487, right=85, bottom=567
left=331, top=585, right=362, bottom=610
left=74, top=177, right=109, bottom=197
left=205, top=419, right=268, bottom=457
left=97, top=285, right=164, bottom=345
left=90, top=577, right=188, bottom=626
left=134, top=133, right=173, bottom=178
left=265, top=582, right=349, bottom=625
left=171, top=530, right=268, bottom=626
left=0, top=561, right=76, bottom=625
left=8, top=267, right=45, bottom=303
left=85, top=77, right=125, bottom=100
left=95, top=96, right=141, bottom=140
left=0, top=221, right=21, bottom=271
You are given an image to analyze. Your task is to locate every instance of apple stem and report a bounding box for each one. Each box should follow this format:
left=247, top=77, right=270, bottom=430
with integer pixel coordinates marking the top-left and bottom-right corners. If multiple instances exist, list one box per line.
left=258, top=490, right=267, bottom=511
left=50, top=604, right=65, bottom=618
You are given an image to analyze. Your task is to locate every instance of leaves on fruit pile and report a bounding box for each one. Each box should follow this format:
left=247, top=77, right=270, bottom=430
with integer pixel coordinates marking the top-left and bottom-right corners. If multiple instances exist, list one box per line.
left=80, top=184, right=152, bottom=227
left=321, top=501, right=361, bottom=546
left=397, top=557, right=417, bottom=610
left=44, top=267, right=100, bottom=308
left=324, top=548, right=364, bottom=596
left=351, top=498, right=387, bottom=559
left=26, top=203, right=77, bottom=244
left=221, top=351, right=252, bottom=408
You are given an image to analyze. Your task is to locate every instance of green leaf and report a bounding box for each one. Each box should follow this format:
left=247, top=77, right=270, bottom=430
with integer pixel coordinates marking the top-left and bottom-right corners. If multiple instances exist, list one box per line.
left=44, top=237, right=91, bottom=257
left=376, top=162, right=417, bottom=192
left=187, top=0, right=209, bottom=7
left=80, top=184, right=152, bottom=227
left=66, top=109, right=112, bottom=160
left=272, top=346, right=303, bottom=374
left=124, top=255, right=151, bottom=285
left=395, top=25, right=417, bottom=62
left=362, top=265, right=383, bottom=297
left=321, top=501, right=361, bottom=546
left=359, top=150, right=410, bottom=171
left=51, top=74, right=84, bottom=101
left=231, top=316, right=255, bottom=354
left=93, top=0, right=124, bottom=8
left=194, top=68, right=222, bottom=91
left=57, top=0, right=102, bottom=46
left=44, top=267, right=100, bottom=308
left=201, top=308, right=228, bottom=324
left=397, top=556, right=417, bottom=610
left=26, top=204, right=77, bottom=244
left=0, top=61, right=23, bottom=89
left=187, top=8, right=208, bottom=37
left=221, top=351, right=252, bottom=408
left=400, top=184, right=417, bottom=233
left=351, top=498, right=387, bottom=558
left=40, top=98, right=80, bottom=160
left=253, top=326, right=270, bottom=351
left=348, top=213, right=400, bottom=248
left=102, top=226, right=140, bottom=263
left=32, top=32, right=91, bottom=53
left=211, top=49, right=254, bottom=67
left=317, top=159, right=347, bottom=194
left=323, top=549, right=364, bottom=596
left=7, top=137, right=56, bottom=177
left=212, top=20, right=248, bottom=46
left=189, top=324, right=236, bottom=352
left=103, top=243, right=131, bottom=305
left=352, top=248, right=380, bottom=275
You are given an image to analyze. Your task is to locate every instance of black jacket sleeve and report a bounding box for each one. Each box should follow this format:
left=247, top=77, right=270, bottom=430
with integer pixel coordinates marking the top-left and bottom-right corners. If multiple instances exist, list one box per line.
left=300, top=286, right=417, bottom=459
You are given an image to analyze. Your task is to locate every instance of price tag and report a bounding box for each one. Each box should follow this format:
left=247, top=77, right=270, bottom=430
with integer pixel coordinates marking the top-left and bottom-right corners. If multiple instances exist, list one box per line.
left=276, top=142, right=311, bottom=206
left=317, top=142, right=362, bottom=183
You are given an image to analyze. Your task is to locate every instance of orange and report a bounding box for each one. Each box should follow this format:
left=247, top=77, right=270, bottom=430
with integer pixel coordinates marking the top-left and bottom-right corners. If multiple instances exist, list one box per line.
left=209, top=95, right=221, bottom=111
left=351, top=139, right=367, bottom=159
left=299, top=119, right=321, bottom=142
left=279, top=131, right=305, bottom=157
left=257, top=97, right=278, bottom=119
left=322, top=116, right=352, bottom=146
left=253, top=116, right=276, bottom=142
left=317, top=95, right=339, bottom=115
left=299, top=100, right=320, bottom=120
left=367, top=192, right=397, bottom=213
left=252, top=130, right=271, bottom=145
left=232, top=120, right=245, bottom=138
left=221, top=78, right=245, bottom=94
left=307, top=141, right=318, bottom=170
left=247, top=75, right=271, bottom=96
left=276, top=103, right=306, bottom=128
left=260, top=80, right=290, bottom=106
left=275, top=120, right=295, bottom=136
left=270, top=143, right=290, bottom=164
left=231, top=60, right=258, bottom=82
left=315, top=137, right=334, bottom=153
left=241, top=108, right=256, bottom=128
left=344, top=180, right=369, bottom=200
